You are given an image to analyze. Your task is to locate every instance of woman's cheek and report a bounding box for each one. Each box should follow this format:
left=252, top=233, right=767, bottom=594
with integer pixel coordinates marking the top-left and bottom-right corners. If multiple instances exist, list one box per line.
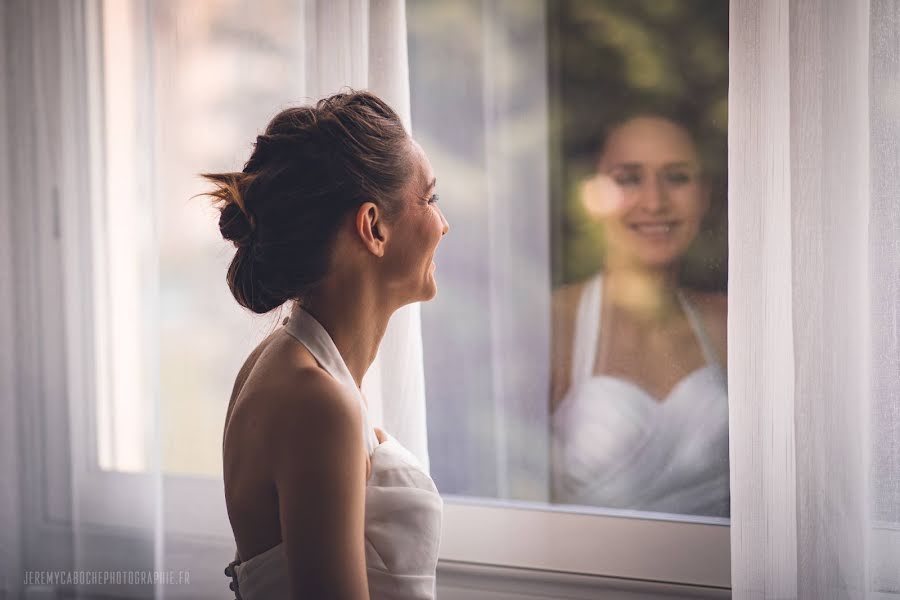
left=430, top=209, right=445, bottom=244
left=677, top=187, right=707, bottom=221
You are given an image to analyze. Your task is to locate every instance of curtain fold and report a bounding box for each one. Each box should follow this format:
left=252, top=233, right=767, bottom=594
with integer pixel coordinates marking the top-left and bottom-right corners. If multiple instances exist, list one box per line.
left=300, top=0, right=431, bottom=470
left=3, top=2, right=423, bottom=598
left=869, top=1, right=900, bottom=594
left=407, top=0, right=551, bottom=502
left=0, top=2, right=24, bottom=597
left=730, top=0, right=900, bottom=596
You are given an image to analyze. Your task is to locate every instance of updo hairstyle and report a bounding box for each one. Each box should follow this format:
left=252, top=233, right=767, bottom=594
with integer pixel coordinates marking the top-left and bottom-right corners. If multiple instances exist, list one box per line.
left=202, top=91, right=413, bottom=314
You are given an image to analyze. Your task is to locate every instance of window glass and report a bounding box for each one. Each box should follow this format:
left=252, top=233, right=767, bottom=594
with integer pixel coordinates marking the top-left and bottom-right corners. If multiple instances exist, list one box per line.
left=98, top=0, right=730, bottom=517
left=96, top=0, right=303, bottom=475
left=156, top=0, right=306, bottom=476
left=410, top=0, right=729, bottom=519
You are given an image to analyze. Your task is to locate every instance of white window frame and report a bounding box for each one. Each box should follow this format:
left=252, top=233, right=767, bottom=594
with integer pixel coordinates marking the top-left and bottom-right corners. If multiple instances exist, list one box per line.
left=8, top=0, right=731, bottom=595
left=439, top=501, right=730, bottom=589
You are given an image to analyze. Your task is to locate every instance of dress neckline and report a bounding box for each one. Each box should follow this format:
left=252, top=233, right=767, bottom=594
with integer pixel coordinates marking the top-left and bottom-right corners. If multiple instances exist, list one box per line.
left=567, top=273, right=724, bottom=405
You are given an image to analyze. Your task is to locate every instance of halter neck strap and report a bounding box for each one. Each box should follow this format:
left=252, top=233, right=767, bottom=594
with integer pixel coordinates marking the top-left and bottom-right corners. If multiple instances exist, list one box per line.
left=675, top=289, right=721, bottom=367
left=282, top=303, right=380, bottom=456
left=571, top=273, right=721, bottom=383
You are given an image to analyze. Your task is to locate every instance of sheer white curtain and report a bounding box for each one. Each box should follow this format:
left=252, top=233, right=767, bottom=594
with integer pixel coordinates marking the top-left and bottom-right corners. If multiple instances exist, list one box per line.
left=1, top=1, right=421, bottom=598
left=301, top=0, right=432, bottom=469
left=409, top=0, right=551, bottom=502
left=730, top=0, right=900, bottom=597
left=0, top=2, right=23, bottom=594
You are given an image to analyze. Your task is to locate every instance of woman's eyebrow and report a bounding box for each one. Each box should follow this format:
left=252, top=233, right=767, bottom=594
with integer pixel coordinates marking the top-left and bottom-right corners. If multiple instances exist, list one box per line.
left=424, top=177, right=437, bottom=193
left=606, top=161, right=697, bottom=171
left=606, top=163, right=643, bottom=172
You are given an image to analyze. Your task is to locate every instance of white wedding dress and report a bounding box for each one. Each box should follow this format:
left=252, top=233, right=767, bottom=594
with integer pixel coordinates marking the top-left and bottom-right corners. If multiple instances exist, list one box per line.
left=224, top=305, right=443, bottom=599
left=551, top=273, right=730, bottom=517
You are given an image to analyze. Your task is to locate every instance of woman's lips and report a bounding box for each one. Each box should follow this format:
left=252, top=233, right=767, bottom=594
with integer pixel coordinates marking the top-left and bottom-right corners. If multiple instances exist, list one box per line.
left=628, top=221, right=679, bottom=239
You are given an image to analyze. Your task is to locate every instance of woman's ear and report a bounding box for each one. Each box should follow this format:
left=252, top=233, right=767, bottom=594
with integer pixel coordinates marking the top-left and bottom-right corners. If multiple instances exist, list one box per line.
left=355, top=202, right=387, bottom=257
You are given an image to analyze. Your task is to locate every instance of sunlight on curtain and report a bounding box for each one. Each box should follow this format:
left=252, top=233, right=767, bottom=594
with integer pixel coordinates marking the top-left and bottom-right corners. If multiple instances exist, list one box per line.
left=91, top=0, right=426, bottom=477
left=729, top=0, right=900, bottom=596
left=68, top=0, right=418, bottom=596
left=95, top=0, right=155, bottom=473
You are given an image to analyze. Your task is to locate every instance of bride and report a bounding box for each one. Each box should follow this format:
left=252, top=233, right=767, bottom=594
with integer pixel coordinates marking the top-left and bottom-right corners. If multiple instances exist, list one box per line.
left=550, top=114, right=729, bottom=517
left=208, top=91, right=449, bottom=599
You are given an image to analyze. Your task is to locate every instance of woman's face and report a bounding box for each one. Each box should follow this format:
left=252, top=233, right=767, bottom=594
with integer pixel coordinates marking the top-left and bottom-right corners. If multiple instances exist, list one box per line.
left=383, top=140, right=449, bottom=303
left=591, top=116, right=710, bottom=270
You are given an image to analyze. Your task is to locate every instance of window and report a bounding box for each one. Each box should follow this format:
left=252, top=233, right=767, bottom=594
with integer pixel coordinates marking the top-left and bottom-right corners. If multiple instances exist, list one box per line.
left=410, top=0, right=730, bottom=587
left=53, top=0, right=730, bottom=592
left=48, top=0, right=305, bottom=582
left=96, top=0, right=305, bottom=478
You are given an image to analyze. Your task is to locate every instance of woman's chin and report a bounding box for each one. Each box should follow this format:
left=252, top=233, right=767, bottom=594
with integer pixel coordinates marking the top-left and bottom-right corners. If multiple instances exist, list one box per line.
left=623, top=241, right=692, bottom=269
left=422, top=278, right=438, bottom=301
left=621, top=249, right=684, bottom=271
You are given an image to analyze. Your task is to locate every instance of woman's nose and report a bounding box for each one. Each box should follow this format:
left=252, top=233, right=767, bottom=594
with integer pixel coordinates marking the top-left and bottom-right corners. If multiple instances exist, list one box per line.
left=642, top=176, right=669, bottom=213
left=439, top=208, right=450, bottom=236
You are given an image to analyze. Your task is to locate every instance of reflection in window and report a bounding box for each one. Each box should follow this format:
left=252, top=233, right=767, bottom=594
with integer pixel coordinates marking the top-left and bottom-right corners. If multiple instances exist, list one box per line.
left=411, top=0, right=728, bottom=519
left=410, top=0, right=553, bottom=502
left=547, top=1, right=729, bottom=518
left=549, top=114, right=729, bottom=517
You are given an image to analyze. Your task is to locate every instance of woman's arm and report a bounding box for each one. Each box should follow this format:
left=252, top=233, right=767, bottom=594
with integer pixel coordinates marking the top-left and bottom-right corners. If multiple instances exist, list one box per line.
left=268, top=367, right=370, bottom=600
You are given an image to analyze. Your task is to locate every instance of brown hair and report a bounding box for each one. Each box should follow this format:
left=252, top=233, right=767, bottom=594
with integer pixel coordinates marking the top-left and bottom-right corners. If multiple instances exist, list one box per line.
left=202, top=91, right=413, bottom=314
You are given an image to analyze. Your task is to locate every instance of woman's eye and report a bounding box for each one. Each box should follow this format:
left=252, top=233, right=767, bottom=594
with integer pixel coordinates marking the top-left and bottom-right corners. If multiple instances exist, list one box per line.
left=663, top=171, right=692, bottom=185
left=427, top=193, right=440, bottom=204
left=614, top=173, right=642, bottom=187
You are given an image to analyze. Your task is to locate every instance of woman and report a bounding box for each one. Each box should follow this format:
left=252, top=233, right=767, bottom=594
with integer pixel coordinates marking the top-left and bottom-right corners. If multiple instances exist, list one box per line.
left=550, top=115, right=729, bottom=517
left=212, top=92, right=449, bottom=599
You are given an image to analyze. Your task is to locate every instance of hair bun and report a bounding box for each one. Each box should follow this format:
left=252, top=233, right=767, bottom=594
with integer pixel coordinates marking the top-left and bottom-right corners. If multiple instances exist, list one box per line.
left=202, top=90, right=412, bottom=315
left=219, top=201, right=255, bottom=248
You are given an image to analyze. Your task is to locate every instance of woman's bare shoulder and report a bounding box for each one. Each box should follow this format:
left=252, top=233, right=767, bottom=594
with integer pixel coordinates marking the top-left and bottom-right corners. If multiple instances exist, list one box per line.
left=226, top=362, right=361, bottom=478
left=262, top=364, right=360, bottom=442
left=551, top=279, right=589, bottom=340
left=552, top=279, right=587, bottom=314
left=685, top=289, right=727, bottom=325
left=551, top=280, right=589, bottom=352
left=683, top=288, right=728, bottom=362
left=223, top=328, right=283, bottom=444
left=686, top=289, right=727, bottom=311
left=549, top=279, right=590, bottom=411
left=225, top=333, right=361, bottom=465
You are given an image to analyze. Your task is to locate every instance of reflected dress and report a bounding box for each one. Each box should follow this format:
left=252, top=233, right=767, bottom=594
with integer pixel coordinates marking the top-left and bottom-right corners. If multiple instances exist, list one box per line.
left=551, top=274, right=730, bottom=516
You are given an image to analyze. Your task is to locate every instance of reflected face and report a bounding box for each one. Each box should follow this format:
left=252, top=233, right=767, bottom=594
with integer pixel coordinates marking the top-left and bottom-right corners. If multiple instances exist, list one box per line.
left=595, top=117, right=710, bottom=269
left=384, top=140, right=449, bottom=303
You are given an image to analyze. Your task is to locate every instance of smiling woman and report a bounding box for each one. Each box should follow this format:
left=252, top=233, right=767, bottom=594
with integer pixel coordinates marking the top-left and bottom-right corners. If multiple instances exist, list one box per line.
left=550, top=112, right=729, bottom=517
left=407, top=0, right=729, bottom=520
left=212, top=91, right=449, bottom=599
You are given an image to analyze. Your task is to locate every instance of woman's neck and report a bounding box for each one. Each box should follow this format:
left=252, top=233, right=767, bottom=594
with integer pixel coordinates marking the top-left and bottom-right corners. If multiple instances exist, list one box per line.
left=602, top=262, right=682, bottom=325
left=297, top=273, right=395, bottom=390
